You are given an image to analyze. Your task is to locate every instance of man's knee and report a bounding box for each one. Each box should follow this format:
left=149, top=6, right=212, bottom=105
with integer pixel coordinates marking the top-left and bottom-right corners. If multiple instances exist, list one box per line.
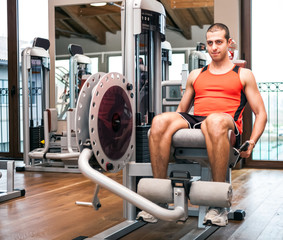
left=202, top=113, right=234, bottom=137
left=150, top=114, right=169, bottom=137
left=150, top=112, right=184, bottom=138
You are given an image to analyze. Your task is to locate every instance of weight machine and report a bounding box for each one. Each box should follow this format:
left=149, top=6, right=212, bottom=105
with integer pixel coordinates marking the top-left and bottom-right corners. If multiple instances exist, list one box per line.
left=21, top=38, right=80, bottom=172
left=73, top=1, right=245, bottom=239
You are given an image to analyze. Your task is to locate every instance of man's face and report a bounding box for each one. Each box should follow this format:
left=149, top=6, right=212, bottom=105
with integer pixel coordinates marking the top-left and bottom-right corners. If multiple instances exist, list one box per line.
left=206, top=29, right=231, bottom=62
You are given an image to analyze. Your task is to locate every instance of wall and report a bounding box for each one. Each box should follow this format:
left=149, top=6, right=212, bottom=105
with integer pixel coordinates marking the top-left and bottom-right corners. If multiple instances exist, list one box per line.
left=214, top=0, right=241, bottom=53
left=55, top=26, right=209, bottom=56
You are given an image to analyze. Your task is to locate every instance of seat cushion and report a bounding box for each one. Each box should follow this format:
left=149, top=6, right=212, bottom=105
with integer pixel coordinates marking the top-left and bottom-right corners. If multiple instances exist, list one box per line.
left=172, top=129, right=235, bottom=149
left=172, top=129, right=206, bottom=148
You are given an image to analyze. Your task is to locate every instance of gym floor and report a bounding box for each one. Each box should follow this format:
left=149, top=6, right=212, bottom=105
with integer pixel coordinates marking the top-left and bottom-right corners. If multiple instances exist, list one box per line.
left=0, top=166, right=282, bottom=240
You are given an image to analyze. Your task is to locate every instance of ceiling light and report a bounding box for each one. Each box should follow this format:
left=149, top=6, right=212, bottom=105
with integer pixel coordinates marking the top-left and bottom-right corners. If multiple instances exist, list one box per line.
left=90, top=2, right=107, bottom=7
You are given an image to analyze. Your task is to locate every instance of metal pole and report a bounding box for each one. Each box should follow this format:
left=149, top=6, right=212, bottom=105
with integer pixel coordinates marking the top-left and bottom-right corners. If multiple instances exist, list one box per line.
left=22, top=49, right=31, bottom=166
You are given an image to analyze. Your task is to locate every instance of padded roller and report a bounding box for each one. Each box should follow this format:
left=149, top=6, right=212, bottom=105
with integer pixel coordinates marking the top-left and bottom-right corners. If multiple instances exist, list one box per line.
left=190, top=181, right=232, bottom=208
left=138, top=179, right=232, bottom=208
left=137, top=178, right=173, bottom=204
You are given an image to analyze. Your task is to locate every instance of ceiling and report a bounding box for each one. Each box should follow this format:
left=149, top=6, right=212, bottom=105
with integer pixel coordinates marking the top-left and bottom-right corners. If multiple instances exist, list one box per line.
left=55, top=0, right=214, bottom=45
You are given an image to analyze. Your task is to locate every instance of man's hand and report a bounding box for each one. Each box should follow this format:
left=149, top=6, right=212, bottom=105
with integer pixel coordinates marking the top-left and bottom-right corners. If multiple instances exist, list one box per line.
left=239, top=140, right=255, bottom=158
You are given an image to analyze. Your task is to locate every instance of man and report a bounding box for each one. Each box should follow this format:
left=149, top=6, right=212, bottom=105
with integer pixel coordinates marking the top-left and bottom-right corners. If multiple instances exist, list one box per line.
left=147, top=23, right=267, bottom=226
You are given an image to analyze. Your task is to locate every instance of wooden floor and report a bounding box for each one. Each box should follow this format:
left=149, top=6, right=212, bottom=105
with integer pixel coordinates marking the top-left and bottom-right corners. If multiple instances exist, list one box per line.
left=0, top=164, right=283, bottom=240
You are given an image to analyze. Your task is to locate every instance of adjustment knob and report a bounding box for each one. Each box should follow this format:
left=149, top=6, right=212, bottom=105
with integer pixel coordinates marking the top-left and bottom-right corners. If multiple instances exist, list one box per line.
left=127, top=83, right=133, bottom=90
left=106, top=163, right=114, bottom=171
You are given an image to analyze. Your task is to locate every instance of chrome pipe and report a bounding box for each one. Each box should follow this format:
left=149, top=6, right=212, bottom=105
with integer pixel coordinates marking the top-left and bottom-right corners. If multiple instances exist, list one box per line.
left=78, top=148, right=185, bottom=222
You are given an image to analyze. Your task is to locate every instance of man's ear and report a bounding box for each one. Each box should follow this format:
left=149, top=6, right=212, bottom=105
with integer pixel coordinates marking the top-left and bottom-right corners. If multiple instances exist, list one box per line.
left=228, top=38, right=233, bottom=46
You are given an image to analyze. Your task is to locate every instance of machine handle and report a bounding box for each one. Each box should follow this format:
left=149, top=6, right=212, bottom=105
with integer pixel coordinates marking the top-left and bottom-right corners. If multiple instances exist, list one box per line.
left=239, top=141, right=250, bottom=152
left=230, top=141, right=251, bottom=168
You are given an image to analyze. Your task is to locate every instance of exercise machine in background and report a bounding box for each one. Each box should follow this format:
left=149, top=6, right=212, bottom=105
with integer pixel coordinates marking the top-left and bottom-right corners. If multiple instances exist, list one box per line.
left=21, top=38, right=80, bottom=172
left=68, top=44, right=92, bottom=109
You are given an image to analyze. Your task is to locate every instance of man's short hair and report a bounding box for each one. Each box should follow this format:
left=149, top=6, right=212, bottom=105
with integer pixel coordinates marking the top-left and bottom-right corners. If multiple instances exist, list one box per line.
left=207, top=23, right=230, bottom=41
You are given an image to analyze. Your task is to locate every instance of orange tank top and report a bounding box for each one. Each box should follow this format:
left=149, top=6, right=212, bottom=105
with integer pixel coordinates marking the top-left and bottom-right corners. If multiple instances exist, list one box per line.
left=193, top=65, right=247, bottom=134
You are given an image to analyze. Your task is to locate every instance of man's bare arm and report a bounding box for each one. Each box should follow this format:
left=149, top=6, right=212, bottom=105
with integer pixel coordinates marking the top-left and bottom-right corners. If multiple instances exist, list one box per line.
left=240, top=68, right=267, bottom=157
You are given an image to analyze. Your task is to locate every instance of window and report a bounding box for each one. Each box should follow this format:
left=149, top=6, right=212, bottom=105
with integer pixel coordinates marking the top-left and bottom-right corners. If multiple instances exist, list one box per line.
left=108, top=55, right=122, bottom=73
left=252, top=0, right=283, bottom=161
left=0, top=0, right=8, bottom=152
left=169, top=53, right=185, bottom=80
left=18, top=0, right=48, bottom=151
left=90, top=57, right=99, bottom=74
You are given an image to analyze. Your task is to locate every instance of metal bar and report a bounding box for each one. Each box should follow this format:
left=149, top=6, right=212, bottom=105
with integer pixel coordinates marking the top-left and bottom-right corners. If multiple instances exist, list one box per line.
left=89, top=220, right=146, bottom=240
left=180, top=226, right=219, bottom=240
left=7, top=161, right=14, bottom=192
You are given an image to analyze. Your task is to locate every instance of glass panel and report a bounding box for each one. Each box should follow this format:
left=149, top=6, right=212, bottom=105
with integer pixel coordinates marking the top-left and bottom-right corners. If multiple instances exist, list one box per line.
left=252, top=0, right=283, bottom=161
left=18, top=0, right=48, bottom=152
left=108, top=56, right=122, bottom=73
left=0, top=0, right=9, bottom=152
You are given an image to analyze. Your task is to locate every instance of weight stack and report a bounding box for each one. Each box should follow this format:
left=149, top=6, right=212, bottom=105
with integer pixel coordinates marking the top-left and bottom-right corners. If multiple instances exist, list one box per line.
left=30, top=125, right=44, bottom=151
left=136, top=125, right=151, bottom=163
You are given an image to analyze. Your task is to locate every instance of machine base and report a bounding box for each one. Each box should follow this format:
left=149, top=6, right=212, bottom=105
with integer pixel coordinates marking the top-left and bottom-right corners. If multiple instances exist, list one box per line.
left=0, top=189, right=26, bottom=203
left=21, top=163, right=81, bottom=173
left=74, top=219, right=219, bottom=240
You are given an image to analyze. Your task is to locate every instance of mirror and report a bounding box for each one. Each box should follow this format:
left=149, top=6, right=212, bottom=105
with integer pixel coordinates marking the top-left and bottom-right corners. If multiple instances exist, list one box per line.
left=49, top=1, right=213, bottom=119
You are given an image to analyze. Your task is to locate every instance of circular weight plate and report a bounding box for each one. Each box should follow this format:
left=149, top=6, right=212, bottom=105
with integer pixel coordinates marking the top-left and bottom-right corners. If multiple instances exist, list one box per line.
left=89, top=72, right=134, bottom=172
left=75, top=72, right=105, bottom=152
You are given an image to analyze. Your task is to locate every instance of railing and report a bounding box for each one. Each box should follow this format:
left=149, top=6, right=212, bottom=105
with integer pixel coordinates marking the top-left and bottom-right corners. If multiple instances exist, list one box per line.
left=0, top=84, right=42, bottom=153
left=0, top=86, right=9, bottom=152
left=254, top=82, right=283, bottom=161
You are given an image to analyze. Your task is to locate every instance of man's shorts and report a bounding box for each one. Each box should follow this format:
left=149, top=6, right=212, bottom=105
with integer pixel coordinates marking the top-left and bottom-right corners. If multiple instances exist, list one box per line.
left=178, top=112, right=241, bottom=148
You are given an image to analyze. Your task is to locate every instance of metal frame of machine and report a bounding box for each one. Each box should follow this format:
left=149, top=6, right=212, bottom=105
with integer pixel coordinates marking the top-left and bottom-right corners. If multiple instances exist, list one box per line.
left=22, top=40, right=51, bottom=171
left=0, top=161, right=25, bottom=202
left=21, top=39, right=81, bottom=173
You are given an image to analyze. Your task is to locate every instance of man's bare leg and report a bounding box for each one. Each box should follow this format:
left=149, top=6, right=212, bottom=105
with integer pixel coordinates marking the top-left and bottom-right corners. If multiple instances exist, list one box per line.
left=149, top=112, right=188, bottom=179
left=201, top=113, right=235, bottom=182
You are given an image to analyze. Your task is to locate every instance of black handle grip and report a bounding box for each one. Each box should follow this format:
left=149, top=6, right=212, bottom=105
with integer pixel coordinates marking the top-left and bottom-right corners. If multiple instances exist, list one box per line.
left=239, top=141, right=250, bottom=152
